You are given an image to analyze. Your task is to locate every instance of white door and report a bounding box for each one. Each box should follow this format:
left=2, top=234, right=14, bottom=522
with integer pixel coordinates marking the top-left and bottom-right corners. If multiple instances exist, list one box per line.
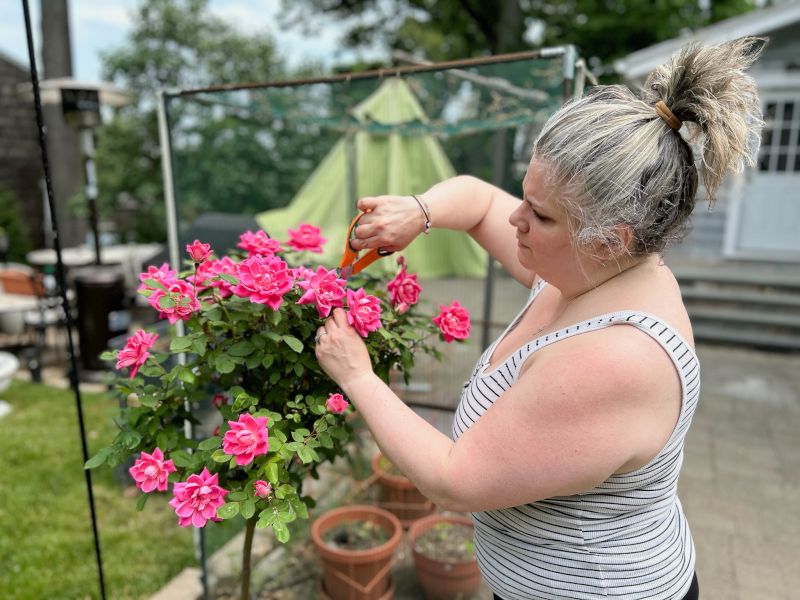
left=727, top=95, right=800, bottom=261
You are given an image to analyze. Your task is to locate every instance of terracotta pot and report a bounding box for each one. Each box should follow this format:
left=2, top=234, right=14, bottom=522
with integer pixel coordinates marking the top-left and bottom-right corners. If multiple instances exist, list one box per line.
left=371, top=453, right=436, bottom=528
left=311, top=504, right=403, bottom=600
left=407, top=514, right=482, bottom=600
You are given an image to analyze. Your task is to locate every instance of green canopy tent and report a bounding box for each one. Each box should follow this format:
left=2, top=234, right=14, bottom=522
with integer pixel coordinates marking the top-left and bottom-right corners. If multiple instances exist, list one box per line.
left=255, top=77, right=487, bottom=278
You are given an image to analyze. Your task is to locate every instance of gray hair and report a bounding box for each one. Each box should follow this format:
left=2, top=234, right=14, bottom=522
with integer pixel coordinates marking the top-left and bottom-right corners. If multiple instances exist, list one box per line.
left=533, top=37, right=765, bottom=256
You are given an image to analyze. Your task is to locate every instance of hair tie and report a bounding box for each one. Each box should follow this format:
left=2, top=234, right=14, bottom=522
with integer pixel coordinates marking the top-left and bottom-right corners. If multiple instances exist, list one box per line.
left=655, top=101, right=682, bottom=131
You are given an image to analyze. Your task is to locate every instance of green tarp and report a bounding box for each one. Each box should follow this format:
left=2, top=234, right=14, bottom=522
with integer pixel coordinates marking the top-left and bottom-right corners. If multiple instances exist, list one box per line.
left=255, top=78, right=487, bottom=278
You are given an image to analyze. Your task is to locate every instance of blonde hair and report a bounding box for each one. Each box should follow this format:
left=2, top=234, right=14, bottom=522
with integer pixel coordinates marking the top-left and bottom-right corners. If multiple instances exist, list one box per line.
left=533, top=36, right=765, bottom=256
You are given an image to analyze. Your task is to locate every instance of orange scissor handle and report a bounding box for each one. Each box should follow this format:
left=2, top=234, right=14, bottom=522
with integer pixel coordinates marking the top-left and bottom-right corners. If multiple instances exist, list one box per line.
left=339, top=211, right=393, bottom=277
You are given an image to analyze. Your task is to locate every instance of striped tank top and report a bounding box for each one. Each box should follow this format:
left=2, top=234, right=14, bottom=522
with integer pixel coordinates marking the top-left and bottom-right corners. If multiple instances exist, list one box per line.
left=452, top=279, right=699, bottom=600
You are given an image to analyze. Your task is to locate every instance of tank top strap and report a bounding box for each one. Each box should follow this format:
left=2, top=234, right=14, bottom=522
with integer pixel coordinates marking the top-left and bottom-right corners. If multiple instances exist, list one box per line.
left=513, top=311, right=699, bottom=392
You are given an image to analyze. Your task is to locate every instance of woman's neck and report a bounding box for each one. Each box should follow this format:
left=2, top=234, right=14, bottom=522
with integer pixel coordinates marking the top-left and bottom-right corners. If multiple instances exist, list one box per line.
left=555, top=253, right=658, bottom=303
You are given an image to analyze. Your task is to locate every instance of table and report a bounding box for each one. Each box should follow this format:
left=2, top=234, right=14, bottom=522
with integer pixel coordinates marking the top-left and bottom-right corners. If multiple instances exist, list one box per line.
left=0, top=293, right=39, bottom=336
left=27, top=243, right=164, bottom=291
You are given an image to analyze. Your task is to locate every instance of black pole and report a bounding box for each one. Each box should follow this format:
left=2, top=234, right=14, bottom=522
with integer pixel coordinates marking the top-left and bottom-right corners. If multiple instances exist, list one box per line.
left=21, top=2, right=107, bottom=598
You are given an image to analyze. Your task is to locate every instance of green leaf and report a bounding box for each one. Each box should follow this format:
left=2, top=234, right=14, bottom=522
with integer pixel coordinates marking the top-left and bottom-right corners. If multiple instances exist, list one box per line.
left=241, top=499, right=256, bottom=519
left=276, top=509, right=296, bottom=524
left=293, top=363, right=304, bottom=377
left=289, top=497, right=309, bottom=520
left=268, top=309, right=281, bottom=327
left=170, top=337, right=193, bottom=352
left=191, top=338, right=207, bottom=356
left=272, top=520, right=290, bottom=543
left=84, top=446, right=111, bottom=469
left=267, top=437, right=283, bottom=451
left=266, top=462, right=280, bottom=484
left=158, top=295, right=176, bottom=309
left=257, top=509, right=276, bottom=528
left=197, top=436, right=221, bottom=451
left=118, top=430, right=142, bottom=450
left=99, top=350, right=117, bottom=361
left=140, top=395, right=158, bottom=408
left=215, top=354, right=236, bottom=374
left=297, top=446, right=314, bottom=464
left=261, top=354, right=275, bottom=369
left=229, top=340, right=255, bottom=357
left=178, top=367, right=196, bottom=385
left=217, top=502, right=240, bottom=519
left=281, top=335, right=303, bottom=353
left=170, top=450, right=193, bottom=468
left=136, top=493, right=149, bottom=512
left=212, top=449, right=230, bottom=463
left=219, top=273, right=239, bottom=285
left=245, top=353, right=262, bottom=369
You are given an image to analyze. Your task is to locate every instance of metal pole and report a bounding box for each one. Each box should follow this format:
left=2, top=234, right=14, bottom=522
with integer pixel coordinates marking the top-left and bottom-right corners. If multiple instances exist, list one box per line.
left=21, top=1, right=106, bottom=598
left=79, top=127, right=102, bottom=264
left=156, top=89, right=209, bottom=600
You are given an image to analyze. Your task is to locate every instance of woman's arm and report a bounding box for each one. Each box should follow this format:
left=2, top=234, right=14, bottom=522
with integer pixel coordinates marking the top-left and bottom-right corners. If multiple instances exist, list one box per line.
left=316, top=311, right=676, bottom=513
left=353, top=176, right=534, bottom=286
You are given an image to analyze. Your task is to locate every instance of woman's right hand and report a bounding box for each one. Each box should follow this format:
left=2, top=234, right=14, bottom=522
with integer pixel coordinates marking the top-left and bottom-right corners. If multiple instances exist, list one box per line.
left=349, top=195, right=427, bottom=253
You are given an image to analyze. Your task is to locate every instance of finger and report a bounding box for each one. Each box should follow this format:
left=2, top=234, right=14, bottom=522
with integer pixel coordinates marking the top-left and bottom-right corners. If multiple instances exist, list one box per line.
left=354, top=222, right=378, bottom=240
left=325, top=316, right=338, bottom=334
left=332, top=307, right=349, bottom=328
left=357, top=196, right=379, bottom=212
left=353, top=234, right=386, bottom=251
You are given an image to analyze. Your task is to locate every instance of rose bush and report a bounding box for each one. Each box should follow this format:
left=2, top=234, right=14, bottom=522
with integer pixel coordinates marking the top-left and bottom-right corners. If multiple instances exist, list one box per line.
left=87, top=223, right=469, bottom=558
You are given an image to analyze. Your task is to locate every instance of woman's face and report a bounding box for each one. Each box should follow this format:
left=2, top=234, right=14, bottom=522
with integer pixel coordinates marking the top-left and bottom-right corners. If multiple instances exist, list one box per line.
left=510, top=160, right=579, bottom=283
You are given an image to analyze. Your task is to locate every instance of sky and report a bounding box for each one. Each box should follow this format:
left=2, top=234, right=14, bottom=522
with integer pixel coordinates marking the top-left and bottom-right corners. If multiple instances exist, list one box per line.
left=0, top=0, right=383, bottom=81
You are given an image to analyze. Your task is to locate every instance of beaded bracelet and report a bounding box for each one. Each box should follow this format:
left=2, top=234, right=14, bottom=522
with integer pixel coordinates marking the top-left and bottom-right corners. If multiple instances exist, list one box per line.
left=410, top=194, right=432, bottom=235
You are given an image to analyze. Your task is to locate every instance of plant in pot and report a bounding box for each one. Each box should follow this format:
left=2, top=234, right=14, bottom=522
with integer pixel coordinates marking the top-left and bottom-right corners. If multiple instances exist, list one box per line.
left=407, top=514, right=481, bottom=600
left=311, top=504, right=403, bottom=600
left=85, top=226, right=470, bottom=600
left=371, top=452, right=436, bottom=528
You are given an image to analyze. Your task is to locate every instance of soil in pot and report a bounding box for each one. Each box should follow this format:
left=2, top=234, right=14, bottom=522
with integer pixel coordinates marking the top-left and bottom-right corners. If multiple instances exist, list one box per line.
left=323, top=519, right=391, bottom=551
left=413, top=522, right=475, bottom=563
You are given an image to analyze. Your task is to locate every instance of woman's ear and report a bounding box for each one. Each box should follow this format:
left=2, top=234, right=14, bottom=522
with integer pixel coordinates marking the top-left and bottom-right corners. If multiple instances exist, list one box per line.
left=612, top=224, right=635, bottom=256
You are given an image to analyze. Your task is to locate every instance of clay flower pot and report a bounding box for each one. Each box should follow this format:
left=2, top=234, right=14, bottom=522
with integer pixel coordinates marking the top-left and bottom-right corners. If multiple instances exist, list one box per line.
left=371, top=453, right=436, bottom=528
left=407, top=514, right=481, bottom=600
left=311, top=504, right=403, bottom=600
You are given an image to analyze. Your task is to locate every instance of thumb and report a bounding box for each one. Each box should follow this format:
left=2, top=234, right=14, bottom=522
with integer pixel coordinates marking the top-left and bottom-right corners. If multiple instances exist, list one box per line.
left=357, top=196, right=378, bottom=213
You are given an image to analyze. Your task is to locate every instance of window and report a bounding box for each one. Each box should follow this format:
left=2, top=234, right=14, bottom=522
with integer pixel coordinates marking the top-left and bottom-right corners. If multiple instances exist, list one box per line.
left=759, top=100, right=800, bottom=173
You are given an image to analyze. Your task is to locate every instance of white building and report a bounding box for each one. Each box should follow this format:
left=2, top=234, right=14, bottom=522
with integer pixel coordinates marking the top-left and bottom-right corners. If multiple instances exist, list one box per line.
left=615, top=0, right=800, bottom=263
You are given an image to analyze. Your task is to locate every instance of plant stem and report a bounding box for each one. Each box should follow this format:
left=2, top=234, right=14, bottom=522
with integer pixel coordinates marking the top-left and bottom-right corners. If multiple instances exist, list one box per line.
left=240, top=516, right=257, bottom=600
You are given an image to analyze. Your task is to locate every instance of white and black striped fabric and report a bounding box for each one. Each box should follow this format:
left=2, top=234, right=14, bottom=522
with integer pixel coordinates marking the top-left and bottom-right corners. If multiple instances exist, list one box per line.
left=452, top=280, right=699, bottom=600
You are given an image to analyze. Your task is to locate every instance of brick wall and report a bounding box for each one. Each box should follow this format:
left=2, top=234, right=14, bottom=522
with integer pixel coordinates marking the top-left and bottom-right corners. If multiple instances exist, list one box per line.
left=0, top=56, right=45, bottom=249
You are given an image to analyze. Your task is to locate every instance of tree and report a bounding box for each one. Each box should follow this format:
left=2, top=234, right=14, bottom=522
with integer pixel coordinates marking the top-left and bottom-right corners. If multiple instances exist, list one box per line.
left=95, top=0, right=322, bottom=243
left=280, top=0, right=758, bottom=67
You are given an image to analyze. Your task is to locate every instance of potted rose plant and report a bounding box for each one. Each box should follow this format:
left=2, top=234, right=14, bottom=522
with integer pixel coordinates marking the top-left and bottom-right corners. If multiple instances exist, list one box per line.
left=86, top=224, right=470, bottom=600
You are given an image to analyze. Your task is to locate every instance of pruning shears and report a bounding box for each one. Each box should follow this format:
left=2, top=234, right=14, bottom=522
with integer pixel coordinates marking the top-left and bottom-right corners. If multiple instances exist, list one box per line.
left=339, top=210, right=394, bottom=278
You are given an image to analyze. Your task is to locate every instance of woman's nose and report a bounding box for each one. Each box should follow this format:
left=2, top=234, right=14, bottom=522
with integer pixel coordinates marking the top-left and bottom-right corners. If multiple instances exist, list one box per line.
left=509, top=203, right=527, bottom=230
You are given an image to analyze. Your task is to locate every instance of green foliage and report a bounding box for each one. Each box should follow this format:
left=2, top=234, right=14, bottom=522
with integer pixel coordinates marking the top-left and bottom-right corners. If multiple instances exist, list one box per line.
left=0, top=184, right=31, bottom=263
left=281, top=0, right=758, bottom=67
left=94, top=0, right=327, bottom=243
left=87, top=246, right=450, bottom=547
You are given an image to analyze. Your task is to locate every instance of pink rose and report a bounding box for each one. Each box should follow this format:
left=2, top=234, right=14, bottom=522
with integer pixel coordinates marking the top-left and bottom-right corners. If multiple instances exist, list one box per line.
left=116, top=329, right=159, bottom=379
left=169, top=467, right=229, bottom=528
left=296, top=266, right=347, bottom=318
left=325, top=393, right=349, bottom=414
left=212, top=393, right=228, bottom=408
left=213, top=425, right=220, bottom=437
left=137, top=263, right=177, bottom=293
left=231, top=255, right=294, bottom=310
left=387, top=260, right=422, bottom=311
left=147, top=279, right=201, bottom=324
left=128, top=447, right=176, bottom=493
left=253, top=480, right=272, bottom=498
left=222, top=413, right=269, bottom=466
left=186, top=239, right=212, bottom=263
left=345, top=288, right=383, bottom=337
left=433, top=300, right=471, bottom=343
left=238, top=230, right=284, bottom=257
left=287, top=223, right=326, bottom=253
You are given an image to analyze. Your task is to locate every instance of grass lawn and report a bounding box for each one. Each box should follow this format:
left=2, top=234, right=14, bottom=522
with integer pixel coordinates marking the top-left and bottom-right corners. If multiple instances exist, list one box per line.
left=0, top=379, right=232, bottom=599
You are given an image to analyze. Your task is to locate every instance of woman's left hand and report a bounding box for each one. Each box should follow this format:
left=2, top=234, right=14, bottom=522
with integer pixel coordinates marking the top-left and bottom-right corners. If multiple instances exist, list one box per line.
left=315, top=308, right=373, bottom=388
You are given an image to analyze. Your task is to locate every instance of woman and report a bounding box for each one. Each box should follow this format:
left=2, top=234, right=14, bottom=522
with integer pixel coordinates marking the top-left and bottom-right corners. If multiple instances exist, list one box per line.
left=315, top=37, right=764, bottom=600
